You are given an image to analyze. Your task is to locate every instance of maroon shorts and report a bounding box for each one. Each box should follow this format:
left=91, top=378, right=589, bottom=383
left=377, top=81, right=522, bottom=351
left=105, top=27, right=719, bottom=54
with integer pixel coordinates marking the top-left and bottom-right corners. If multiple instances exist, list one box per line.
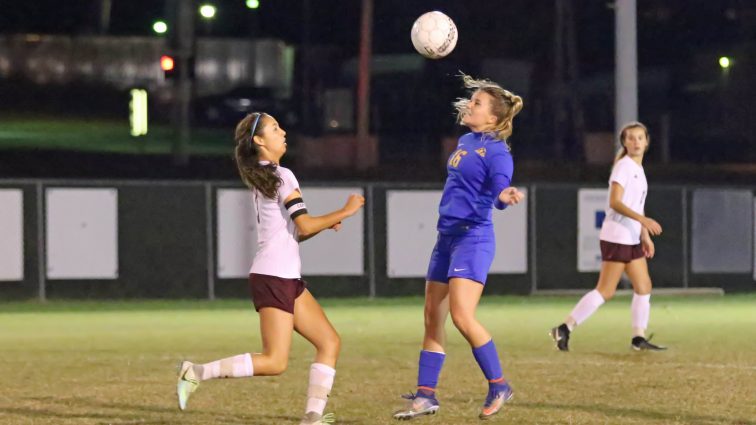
left=249, top=273, right=307, bottom=314
left=600, top=240, right=644, bottom=263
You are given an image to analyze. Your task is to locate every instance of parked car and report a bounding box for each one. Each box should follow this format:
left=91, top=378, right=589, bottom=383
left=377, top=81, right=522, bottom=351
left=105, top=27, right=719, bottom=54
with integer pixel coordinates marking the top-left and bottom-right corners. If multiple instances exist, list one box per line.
left=193, top=86, right=298, bottom=127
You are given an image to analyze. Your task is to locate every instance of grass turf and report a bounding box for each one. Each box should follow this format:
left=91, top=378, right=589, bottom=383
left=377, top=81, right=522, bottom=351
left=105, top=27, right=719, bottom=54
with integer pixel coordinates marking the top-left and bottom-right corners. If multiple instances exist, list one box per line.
left=0, top=294, right=754, bottom=424
left=0, top=117, right=232, bottom=155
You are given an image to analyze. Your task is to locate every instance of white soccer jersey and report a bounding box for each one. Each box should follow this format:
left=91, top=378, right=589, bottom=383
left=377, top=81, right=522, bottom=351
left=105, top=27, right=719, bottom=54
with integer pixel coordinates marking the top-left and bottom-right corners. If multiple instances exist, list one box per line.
left=599, top=155, right=648, bottom=245
left=249, top=164, right=302, bottom=278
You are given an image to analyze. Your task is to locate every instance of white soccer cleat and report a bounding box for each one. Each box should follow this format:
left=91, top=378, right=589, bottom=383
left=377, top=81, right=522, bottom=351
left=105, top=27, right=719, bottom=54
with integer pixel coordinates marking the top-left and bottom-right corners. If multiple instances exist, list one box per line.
left=176, top=360, right=200, bottom=411
left=300, top=412, right=335, bottom=425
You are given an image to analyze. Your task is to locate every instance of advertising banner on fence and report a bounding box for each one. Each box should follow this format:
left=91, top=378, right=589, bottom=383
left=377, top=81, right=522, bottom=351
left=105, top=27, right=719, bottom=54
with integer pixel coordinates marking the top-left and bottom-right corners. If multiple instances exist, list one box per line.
left=578, top=189, right=608, bottom=272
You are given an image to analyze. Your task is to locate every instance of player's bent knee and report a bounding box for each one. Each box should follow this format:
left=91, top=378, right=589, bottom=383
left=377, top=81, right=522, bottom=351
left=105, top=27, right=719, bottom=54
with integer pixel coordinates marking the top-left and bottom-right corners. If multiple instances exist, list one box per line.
left=263, top=355, right=289, bottom=375
left=597, top=288, right=615, bottom=300
left=326, top=332, right=342, bottom=356
left=450, top=312, right=474, bottom=335
left=315, top=331, right=341, bottom=358
left=634, top=284, right=652, bottom=295
left=254, top=356, right=288, bottom=376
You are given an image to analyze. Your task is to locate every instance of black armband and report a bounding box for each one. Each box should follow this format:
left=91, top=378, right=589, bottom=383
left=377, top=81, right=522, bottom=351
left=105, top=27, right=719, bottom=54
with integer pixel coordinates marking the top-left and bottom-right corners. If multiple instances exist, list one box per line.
left=285, top=197, right=308, bottom=219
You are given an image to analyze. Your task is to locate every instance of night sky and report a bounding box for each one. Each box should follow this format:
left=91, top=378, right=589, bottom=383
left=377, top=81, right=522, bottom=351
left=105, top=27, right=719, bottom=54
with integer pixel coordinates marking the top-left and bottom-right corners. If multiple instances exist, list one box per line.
left=0, top=1, right=755, bottom=167
left=2, top=0, right=754, bottom=77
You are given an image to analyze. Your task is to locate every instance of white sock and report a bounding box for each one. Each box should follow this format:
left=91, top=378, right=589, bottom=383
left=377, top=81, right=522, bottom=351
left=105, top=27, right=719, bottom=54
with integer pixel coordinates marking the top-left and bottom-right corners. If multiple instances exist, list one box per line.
left=305, top=363, right=336, bottom=415
left=631, top=293, right=651, bottom=336
left=569, top=289, right=606, bottom=326
left=194, top=353, right=254, bottom=381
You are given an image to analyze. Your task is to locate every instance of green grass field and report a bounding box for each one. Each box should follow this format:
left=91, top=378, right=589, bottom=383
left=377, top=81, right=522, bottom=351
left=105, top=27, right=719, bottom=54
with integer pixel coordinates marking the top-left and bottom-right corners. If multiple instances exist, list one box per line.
left=1, top=295, right=754, bottom=425
left=0, top=117, right=232, bottom=155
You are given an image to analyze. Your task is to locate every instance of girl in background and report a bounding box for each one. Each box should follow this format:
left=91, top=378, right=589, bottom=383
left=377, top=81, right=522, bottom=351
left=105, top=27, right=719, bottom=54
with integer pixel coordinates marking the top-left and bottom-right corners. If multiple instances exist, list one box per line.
left=550, top=122, right=666, bottom=352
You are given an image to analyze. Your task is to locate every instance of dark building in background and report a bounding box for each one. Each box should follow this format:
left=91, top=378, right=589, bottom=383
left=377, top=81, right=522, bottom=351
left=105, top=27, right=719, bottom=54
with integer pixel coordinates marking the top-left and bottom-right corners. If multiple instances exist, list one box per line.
left=0, top=1, right=754, bottom=180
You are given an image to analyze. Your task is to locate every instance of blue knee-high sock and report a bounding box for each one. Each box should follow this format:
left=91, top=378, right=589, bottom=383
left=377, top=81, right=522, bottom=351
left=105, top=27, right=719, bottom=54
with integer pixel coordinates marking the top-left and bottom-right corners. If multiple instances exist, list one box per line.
left=472, top=340, right=506, bottom=388
left=417, top=350, right=445, bottom=395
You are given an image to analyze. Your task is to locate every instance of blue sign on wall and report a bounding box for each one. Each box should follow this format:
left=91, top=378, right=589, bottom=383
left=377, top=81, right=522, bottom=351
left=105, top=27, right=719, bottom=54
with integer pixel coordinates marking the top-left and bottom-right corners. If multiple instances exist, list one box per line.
left=595, top=211, right=606, bottom=229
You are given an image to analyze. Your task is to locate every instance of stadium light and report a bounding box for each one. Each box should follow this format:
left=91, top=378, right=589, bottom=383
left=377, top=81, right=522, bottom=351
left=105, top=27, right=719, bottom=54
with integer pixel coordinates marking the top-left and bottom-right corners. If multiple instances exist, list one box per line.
left=199, top=4, right=217, bottom=19
left=246, top=0, right=260, bottom=9
left=718, top=56, right=731, bottom=69
left=153, top=21, right=168, bottom=34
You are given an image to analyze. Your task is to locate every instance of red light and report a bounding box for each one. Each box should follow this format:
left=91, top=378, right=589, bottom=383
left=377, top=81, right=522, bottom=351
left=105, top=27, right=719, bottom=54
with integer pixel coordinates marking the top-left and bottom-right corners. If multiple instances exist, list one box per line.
left=160, top=55, right=175, bottom=71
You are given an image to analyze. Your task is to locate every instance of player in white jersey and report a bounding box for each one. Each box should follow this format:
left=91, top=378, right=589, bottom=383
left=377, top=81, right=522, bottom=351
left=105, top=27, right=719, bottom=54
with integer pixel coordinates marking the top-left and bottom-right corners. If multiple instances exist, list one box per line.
left=550, top=122, right=667, bottom=352
left=175, top=112, right=365, bottom=425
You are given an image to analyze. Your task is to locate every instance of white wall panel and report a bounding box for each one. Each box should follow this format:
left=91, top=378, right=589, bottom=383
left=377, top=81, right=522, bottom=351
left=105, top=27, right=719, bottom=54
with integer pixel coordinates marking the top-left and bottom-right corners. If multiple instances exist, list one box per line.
left=577, top=189, right=608, bottom=272
left=46, top=188, right=118, bottom=279
left=0, top=189, right=23, bottom=281
left=387, top=190, right=528, bottom=278
left=216, top=189, right=256, bottom=279
left=692, top=189, right=753, bottom=273
left=299, top=188, right=364, bottom=275
left=216, top=187, right=364, bottom=278
left=491, top=188, right=528, bottom=273
left=386, top=191, right=440, bottom=278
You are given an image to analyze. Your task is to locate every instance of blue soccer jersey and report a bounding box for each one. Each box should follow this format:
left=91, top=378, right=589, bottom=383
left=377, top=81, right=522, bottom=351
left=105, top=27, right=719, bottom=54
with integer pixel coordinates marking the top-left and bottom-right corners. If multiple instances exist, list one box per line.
left=437, top=132, right=513, bottom=236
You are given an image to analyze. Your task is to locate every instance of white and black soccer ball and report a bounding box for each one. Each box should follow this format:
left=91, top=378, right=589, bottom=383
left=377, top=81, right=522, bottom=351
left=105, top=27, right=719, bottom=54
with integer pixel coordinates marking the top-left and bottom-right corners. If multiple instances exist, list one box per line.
left=410, top=11, right=458, bottom=59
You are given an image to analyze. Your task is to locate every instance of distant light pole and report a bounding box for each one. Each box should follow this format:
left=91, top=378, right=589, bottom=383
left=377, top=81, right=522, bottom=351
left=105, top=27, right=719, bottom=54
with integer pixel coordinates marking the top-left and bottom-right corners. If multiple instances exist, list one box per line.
left=355, top=0, right=373, bottom=170
left=97, top=0, right=112, bottom=34
left=199, top=4, right=216, bottom=35
left=719, top=56, right=732, bottom=88
left=170, top=0, right=196, bottom=166
left=246, top=0, right=260, bottom=9
left=615, top=0, right=637, bottom=150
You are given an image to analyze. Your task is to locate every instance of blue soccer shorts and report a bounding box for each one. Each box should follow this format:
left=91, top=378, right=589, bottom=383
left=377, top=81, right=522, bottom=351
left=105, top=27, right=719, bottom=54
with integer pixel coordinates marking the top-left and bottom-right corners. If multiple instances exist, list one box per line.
left=426, top=232, right=496, bottom=285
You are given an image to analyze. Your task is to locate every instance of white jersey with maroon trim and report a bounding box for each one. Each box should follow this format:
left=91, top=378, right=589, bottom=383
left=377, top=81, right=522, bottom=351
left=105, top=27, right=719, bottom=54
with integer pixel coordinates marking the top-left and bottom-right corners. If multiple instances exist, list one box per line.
left=599, top=156, right=648, bottom=245
left=249, top=165, right=302, bottom=278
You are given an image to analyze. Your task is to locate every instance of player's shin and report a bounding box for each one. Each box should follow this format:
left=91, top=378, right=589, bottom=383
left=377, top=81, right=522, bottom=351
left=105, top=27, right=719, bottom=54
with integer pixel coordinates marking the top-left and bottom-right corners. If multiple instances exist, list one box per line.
left=305, top=363, right=335, bottom=416
left=194, top=353, right=254, bottom=381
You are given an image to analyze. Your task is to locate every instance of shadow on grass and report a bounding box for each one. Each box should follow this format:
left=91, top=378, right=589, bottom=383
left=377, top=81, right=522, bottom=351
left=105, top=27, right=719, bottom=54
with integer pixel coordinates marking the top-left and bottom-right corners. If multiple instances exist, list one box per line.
left=515, top=401, right=754, bottom=424
left=14, top=395, right=361, bottom=424
left=588, top=351, right=661, bottom=362
left=0, top=405, right=177, bottom=425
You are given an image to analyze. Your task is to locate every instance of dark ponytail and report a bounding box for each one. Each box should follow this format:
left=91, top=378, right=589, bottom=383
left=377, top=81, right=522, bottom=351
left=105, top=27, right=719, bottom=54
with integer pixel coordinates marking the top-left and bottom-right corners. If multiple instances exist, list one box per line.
left=234, top=112, right=281, bottom=199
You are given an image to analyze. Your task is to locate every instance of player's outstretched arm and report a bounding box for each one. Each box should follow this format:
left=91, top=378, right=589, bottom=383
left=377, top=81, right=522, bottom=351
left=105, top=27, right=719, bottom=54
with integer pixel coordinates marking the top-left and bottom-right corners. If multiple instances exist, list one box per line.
left=286, top=191, right=365, bottom=242
left=497, top=187, right=525, bottom=207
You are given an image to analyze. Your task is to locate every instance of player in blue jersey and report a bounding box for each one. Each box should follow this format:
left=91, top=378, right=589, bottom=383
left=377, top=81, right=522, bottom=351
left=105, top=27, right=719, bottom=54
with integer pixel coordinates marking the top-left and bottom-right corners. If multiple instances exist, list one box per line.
left=393, top=74, right=525, bottom=421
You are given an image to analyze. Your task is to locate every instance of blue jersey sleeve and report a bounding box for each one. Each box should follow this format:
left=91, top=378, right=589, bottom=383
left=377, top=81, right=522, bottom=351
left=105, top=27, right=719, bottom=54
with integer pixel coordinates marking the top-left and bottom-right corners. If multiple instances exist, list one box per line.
left=487, top=150, right=513, bottom=210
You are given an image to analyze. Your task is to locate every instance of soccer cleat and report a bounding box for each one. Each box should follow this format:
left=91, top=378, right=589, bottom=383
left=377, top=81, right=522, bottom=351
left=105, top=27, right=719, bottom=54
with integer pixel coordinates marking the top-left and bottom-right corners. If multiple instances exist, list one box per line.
left=300, top=412, right=335, bottom=425
left=392, top=392, right=440, bottom=420
left=479, top=383, right=514, bottom=420
left=631, top=335, right=667, bottom=351
left=550, top=324, right=571, bottom=352
left=176, top=360, right=200, bottom=411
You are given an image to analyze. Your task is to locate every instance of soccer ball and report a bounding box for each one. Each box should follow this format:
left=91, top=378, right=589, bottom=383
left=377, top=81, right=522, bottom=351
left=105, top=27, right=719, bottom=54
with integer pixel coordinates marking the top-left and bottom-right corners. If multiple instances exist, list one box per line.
left=410, top=11, right=458, bottom=59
